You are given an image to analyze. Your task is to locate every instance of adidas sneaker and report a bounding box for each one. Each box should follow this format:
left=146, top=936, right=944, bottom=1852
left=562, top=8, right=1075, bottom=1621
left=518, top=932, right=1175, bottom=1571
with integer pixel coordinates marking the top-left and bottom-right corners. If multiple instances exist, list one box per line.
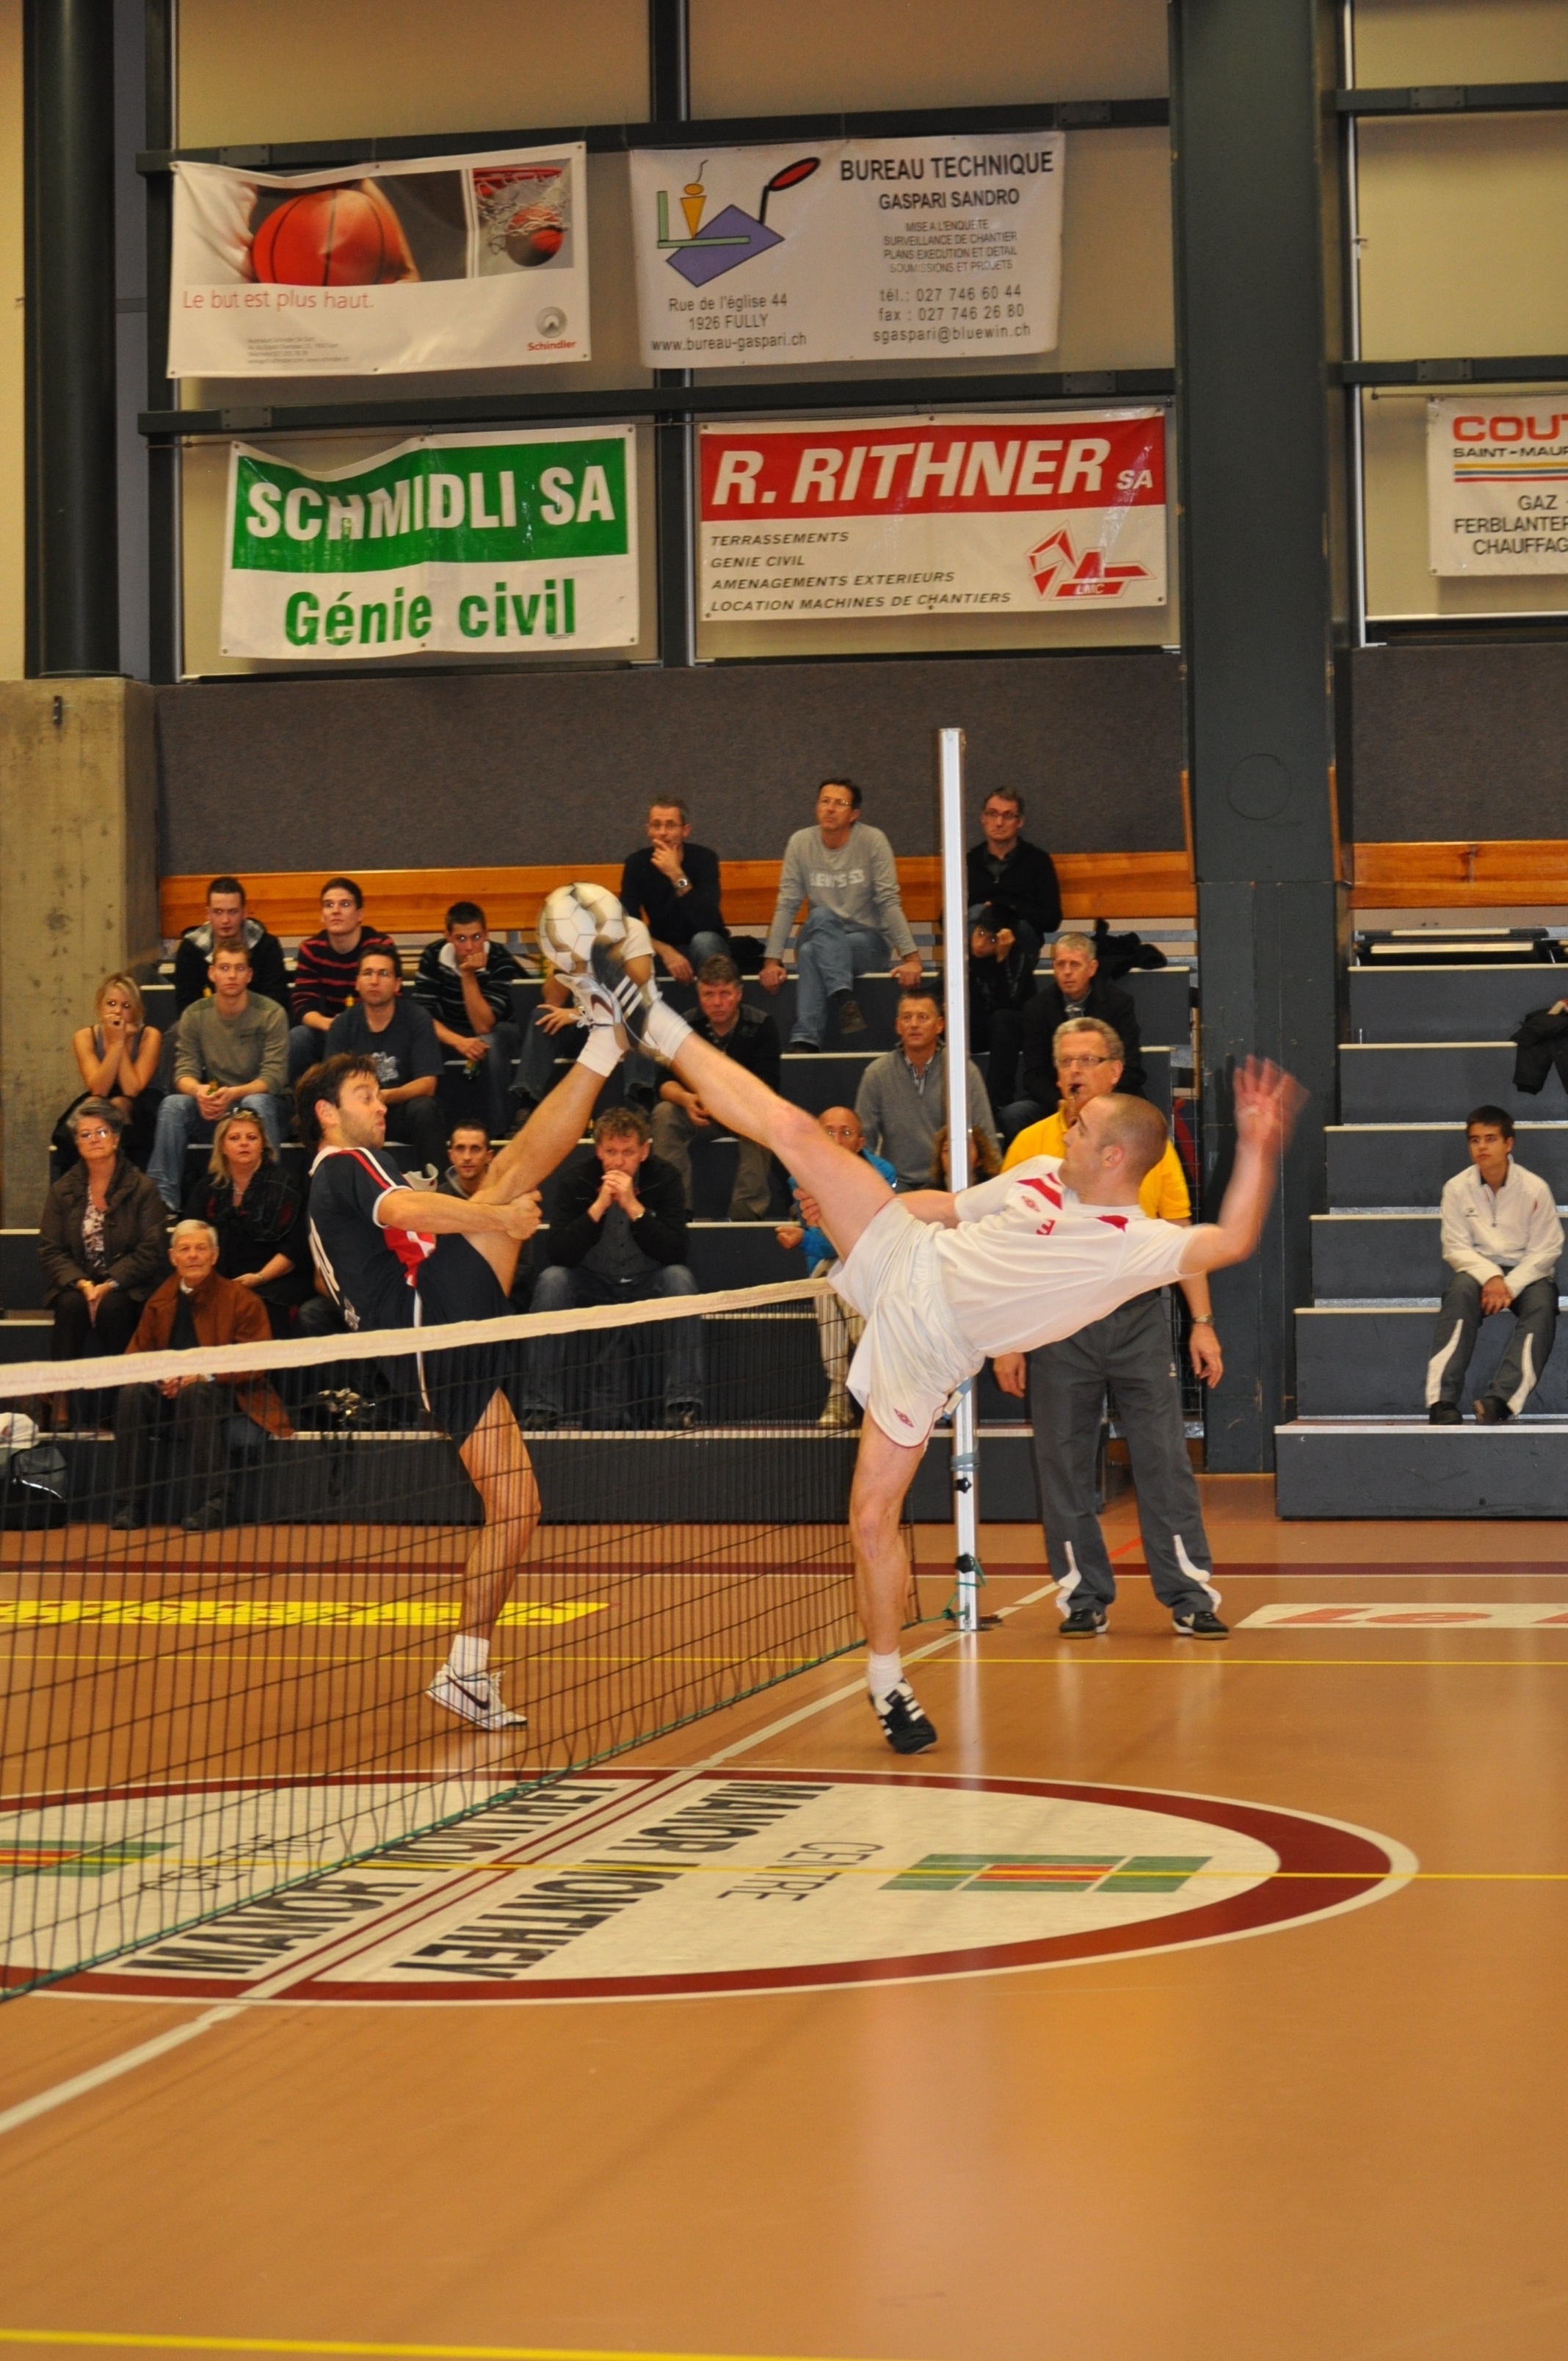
left=871, top=1680, right=938, bottom=1755
left=427, top=1667, right=528, bottom=1731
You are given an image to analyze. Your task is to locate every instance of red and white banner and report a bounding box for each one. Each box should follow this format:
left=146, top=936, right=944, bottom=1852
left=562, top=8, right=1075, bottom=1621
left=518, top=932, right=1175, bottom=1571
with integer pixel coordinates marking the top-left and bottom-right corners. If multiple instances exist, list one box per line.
left=698, top=411, right=1166, bottom=620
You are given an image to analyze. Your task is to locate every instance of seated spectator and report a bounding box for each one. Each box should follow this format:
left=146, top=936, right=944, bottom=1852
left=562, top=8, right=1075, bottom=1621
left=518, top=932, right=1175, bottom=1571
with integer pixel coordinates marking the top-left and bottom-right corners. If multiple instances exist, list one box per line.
left=776, top=1106, right=895, bottom=1429
left=173, top=877, right=288, bottom=1015
left=326, top=947, right=446, bottom=1179
left=110, top=1219, right=292, bottom=1534
left=288, top=878, right=397, bottom=1081
left=760, top=778, right=923, bottom=1051
left=1004, top=1020, right=1190, bottom=1216
left=929, top=1124, right=1004, bottom=1185
left=413, top=900, right=523, bottom=1139
left=620, top=799, right=730, bottom=984
left=1429, top=1106, right=1564, bottom=1425
left=651, top=954, right=780, bottom=1219
left=966, top=790, right=1061, bottom=1108
left=181, top=1109, right=308, bottom=1339
left=439, top=1120, right=532, bottom=1306
left=522, top=1107, right=702, bottom=1431
left=1003, top=930, right=1145, bottom=1140
left=150, top=944, right=289, bottom=1209
left=65, top=975, right=163, bottom=1169
left=39, top=1098, right=168, bottom=1364
left=854, top=988, right=996, bottom=1193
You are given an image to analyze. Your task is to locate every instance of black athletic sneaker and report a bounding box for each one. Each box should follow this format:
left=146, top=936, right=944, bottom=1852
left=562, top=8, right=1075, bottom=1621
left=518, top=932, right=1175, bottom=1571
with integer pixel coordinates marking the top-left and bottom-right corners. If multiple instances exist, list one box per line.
left=1428, top=1401, right=1462, bottom=1424
left=1173, top=1606, right=1229, bottom=1639
left=1059, top=1602, right=1108, bottom=1636
left=872, top=1680, right=938, bottom=1754
left=1473, top=1396, right=1513, bottom=1424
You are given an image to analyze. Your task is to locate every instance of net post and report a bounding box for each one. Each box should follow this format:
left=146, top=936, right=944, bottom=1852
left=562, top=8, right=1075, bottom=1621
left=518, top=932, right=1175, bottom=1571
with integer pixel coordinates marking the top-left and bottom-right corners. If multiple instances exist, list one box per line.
left=936, top=726, right=990, bottom=1633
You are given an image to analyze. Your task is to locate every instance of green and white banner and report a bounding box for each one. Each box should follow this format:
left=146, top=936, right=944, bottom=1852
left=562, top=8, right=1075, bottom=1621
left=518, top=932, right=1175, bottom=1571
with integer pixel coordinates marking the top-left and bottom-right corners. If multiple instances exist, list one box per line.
left=219, top=427, right=638, bottom=659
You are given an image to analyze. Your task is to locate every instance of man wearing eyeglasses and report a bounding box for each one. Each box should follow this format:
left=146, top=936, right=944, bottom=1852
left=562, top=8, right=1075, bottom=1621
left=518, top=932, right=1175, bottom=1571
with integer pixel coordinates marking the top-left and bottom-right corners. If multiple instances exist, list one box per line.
left=1002, top=931, right=1145, bottom=1142
left=993, top=1015, right=1227, bottom=1640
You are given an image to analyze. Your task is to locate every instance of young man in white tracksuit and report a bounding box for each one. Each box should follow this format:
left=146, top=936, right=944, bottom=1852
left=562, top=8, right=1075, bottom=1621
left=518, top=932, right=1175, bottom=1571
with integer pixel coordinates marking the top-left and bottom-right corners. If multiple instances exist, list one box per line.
left=1428, top=1103, right=1564, bottom=1425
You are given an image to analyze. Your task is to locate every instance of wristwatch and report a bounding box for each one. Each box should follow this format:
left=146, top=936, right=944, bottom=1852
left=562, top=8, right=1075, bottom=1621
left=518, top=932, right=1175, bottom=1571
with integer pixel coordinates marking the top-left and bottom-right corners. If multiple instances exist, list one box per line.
left=674, top=875, right=690, bottom=893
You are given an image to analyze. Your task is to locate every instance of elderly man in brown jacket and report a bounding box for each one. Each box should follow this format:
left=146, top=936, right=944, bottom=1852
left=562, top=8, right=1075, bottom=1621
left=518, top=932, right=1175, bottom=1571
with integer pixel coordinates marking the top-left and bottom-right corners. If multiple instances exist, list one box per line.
left=111, top=1219, right=291, bottom=1532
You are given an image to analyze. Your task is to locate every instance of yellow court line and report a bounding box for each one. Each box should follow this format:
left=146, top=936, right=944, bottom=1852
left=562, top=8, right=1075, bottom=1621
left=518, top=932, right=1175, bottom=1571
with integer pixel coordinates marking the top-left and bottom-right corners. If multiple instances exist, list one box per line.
left=0, top=2332, right=885, bottom=2361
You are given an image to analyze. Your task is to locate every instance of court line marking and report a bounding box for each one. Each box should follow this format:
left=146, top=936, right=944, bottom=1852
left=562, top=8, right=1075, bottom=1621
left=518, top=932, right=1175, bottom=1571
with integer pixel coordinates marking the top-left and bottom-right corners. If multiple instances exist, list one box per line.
left=0, top=2332, right=883, bottom=2361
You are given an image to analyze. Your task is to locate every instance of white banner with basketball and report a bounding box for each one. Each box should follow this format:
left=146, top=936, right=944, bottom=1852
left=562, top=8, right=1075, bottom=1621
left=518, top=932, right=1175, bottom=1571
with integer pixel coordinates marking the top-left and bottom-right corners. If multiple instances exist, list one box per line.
left=168, top=146, right=589, bottom=377
left=698, top=411, right=1166, bottom=620
left=630, top=133, right=1063, bottom=369
left=1427, top=396, right=1568, bottom=573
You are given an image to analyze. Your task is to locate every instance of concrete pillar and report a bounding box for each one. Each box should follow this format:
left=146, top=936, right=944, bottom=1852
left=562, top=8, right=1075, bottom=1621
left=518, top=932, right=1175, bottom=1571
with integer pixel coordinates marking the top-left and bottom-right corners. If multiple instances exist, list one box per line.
left=0, top=677, right=159, bottom=1225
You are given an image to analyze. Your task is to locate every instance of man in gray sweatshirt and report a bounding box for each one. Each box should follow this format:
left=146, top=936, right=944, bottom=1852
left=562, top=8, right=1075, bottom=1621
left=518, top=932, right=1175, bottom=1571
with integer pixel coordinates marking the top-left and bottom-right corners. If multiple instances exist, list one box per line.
left=854, top=990, right=998, bottom=1192
left=760, top=778, right=924, bottom=1049
left=148, top=943, right=289, bottom=1208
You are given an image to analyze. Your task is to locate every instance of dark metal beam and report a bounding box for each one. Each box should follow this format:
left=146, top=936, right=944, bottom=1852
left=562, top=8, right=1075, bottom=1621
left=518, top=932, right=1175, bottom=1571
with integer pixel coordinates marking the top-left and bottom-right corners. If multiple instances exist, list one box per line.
left=1345, top=357, right=1568, bottom=386
left=1337, top=80, right=1568, bottom=117
left=144, top=0, right=178, bottom=683
left=25, top=0, right=120, bottom=675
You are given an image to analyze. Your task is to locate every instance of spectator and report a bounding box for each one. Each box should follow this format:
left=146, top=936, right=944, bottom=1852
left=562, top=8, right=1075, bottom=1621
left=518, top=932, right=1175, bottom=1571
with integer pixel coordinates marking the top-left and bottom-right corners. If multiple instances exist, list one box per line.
left=651, top=954, right=780, bottom=1219
left=65, top=975, right=163, bottom=1169
left=39, top=1099, right=168, bottom=1365
left=854, top=989, right=996, bottom=1192
left=1003, top=930, right=1145, bottom=1140
left=150, top=944, right=289, bottom=1209
left=413, top=899, right=523, bottom=1139
left=620, top=799, right=729, bottom=984
left=109, top=1219, right=292, bottom=1534
left=966, top=790, right=1061, bottom=1108
left=523, top=1106, right=702, bottom=1430
left=288, top=878, right=397, bottom=1081
left=326, top=946, right=446, bottom=1180
left=992, top=1015, right=1227, bottom=1639
left=181, top=1109, right=308, bottom=1339
left=929, top=1125, right=1004, bottom=1184
left=173, top=877, right=288, bottom=1015
left=761, top=778, right=923, bottom=1051
left=438, top=1120, right=496, bottom=1200
left=777, top=1106, right=895, bottom=1429
left=1429, top=1105, right=1563, bottom=1425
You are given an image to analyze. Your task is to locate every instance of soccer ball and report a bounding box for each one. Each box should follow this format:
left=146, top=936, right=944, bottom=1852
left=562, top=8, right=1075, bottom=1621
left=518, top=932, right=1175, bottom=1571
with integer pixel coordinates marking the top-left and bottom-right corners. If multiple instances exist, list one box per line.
left=537, top=882, right=626, bottom=976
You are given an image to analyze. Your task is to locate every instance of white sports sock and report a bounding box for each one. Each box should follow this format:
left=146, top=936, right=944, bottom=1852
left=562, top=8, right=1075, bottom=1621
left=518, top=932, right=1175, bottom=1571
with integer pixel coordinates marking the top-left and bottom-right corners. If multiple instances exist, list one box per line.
left=449, top=1633, right=490, bottom=1680
left=642, top=1000, right=694, bottom=1062
left=866, top=1649, right=904, bottom=1705
left=576, top=1026, right=623, bottom=1078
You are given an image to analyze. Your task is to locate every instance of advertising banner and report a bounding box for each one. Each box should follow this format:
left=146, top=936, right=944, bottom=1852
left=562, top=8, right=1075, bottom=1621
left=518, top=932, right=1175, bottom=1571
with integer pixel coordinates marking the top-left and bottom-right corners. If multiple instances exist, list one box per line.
left=1428, top=397, right=1568, bottom=573
left=630, top=133, right=1064, bottom=369
left=219, top=427, right=637, bottom=659
left=170, top=147, right=589, bottom=377
left=698, top=412, right=1166, bottom=621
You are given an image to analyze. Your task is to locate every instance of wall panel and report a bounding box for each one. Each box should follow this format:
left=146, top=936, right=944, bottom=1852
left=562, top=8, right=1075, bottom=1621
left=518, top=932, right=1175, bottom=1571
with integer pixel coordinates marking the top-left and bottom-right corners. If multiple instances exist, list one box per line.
left=1353, top=0, right=1568, bottom=86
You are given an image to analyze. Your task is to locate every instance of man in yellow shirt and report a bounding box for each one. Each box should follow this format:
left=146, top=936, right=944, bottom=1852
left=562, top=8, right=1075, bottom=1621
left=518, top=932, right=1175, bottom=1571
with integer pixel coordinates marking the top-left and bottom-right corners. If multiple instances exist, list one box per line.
left=995, top=1016, right=1228, bottom=1638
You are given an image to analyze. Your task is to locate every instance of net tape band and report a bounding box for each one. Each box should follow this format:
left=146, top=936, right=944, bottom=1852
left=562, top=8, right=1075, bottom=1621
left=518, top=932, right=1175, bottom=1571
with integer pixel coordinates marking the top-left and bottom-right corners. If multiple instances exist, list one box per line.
left=1, top=1277, right=835, bottom=1400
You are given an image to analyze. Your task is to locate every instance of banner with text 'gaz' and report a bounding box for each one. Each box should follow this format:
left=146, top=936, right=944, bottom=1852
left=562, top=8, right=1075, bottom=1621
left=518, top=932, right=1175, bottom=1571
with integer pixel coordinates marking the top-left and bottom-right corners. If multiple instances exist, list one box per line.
left=1427, top=396, right=1568, bottom=573
left=220, top=429, right=638, bottom=659
left=698, top=413, right=1166, bottom=620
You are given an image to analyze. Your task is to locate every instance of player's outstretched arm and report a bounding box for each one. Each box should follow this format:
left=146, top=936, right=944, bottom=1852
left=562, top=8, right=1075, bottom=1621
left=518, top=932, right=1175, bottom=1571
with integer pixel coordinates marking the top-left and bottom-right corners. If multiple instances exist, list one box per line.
left=378, top=1188, right=540, bottom=1243
left=1178, top=1059, right=1307, bottom=1277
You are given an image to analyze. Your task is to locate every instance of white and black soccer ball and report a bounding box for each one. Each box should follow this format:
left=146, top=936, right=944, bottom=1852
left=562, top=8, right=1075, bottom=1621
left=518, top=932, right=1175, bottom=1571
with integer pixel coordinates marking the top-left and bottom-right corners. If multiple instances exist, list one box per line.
left=537, top=881, right=627, bottom=976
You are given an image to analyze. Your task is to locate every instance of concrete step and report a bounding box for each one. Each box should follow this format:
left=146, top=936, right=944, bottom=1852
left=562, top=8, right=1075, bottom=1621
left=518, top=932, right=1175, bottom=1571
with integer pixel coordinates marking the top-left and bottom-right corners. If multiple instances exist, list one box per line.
left=0, top=1315, right=51, bottom=1363
left=1347, top=963, right=1565, bottom=1045
left=1276, top=1417, right=1568, bottom=1518
left=1311, top=1213, right=1442, bottom=1299
left=1295, top=1302, right=1568, bottom=1416
left=1337, top=1042, right=1563, bottom=1124
left=1326, top=1122, right=1568, bottom=1206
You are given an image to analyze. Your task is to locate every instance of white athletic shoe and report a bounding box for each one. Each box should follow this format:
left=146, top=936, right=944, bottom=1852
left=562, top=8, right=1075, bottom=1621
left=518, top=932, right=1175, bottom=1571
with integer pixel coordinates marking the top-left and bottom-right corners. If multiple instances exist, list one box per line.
left=427, top=1667, right=528, bottom=1731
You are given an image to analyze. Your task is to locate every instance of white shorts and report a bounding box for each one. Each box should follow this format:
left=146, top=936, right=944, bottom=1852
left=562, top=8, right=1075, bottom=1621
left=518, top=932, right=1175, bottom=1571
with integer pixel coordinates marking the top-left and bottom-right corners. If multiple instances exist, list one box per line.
left=834, top=1200, right=977, bottom=1448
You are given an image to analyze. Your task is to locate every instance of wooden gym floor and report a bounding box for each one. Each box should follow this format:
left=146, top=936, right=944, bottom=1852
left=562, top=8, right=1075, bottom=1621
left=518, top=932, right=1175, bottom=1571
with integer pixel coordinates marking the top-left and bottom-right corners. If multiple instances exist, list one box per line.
left=1, top=1475, right=1565, bottom=2361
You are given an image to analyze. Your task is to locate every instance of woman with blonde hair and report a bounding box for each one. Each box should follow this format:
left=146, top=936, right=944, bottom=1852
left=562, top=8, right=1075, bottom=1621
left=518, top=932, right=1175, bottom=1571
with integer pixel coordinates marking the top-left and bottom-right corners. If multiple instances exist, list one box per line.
left=181, top=1108, right=308, bottom=1337
left=64, top=973, right=163, bottom=1167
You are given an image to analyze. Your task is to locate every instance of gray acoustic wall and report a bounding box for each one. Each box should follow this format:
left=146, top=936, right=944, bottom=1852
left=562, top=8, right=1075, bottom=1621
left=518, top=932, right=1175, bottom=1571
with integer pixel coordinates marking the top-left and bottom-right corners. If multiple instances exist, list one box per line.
left=1352, top=642, right=1568, bottom=842
left=154, top=652, right=1186, bottom=874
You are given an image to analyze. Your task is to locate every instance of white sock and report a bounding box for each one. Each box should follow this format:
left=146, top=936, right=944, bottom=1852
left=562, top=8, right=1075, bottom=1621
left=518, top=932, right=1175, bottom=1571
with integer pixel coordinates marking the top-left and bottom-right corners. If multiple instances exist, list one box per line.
left=449, top=1633, right=490, bottom=1680
left=642, top=1000, right=694, bottom=1062
left=576, top=1026, right=623, bottom=1078
left=867, top=1649, right=904, bottom=1705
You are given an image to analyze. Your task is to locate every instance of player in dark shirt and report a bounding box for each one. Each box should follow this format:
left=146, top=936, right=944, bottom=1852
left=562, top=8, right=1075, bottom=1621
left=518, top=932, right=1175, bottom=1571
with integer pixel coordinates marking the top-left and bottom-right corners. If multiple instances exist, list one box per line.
left=297, top=1012, right=623, bottom=1733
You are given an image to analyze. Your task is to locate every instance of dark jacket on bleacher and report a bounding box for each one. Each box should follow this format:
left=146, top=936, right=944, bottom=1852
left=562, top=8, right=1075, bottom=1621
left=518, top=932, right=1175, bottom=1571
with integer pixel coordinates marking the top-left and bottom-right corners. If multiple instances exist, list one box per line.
left=691, top=1001, right=780, bottom=1089
left=38, top=1156, right=168, bottom=1309
left=1017, top=973, right=1145, bottom=1105
left=619, top=843, right=726, bottom=951
left=173, top=918, right=290, bottom=1015
left=546, top=1150, right=690, bottom=1272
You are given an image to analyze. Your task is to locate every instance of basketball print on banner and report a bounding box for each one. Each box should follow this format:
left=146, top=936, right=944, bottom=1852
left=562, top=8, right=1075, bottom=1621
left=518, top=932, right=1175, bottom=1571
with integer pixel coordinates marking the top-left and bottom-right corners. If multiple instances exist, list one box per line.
left=169, top=147, right=588, bottom=377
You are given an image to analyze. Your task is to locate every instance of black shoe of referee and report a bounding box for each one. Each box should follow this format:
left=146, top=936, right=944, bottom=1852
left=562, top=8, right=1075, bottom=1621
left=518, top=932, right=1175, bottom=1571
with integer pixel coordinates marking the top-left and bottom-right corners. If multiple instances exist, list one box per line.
left=872, top=1680, right=938, bottom=1754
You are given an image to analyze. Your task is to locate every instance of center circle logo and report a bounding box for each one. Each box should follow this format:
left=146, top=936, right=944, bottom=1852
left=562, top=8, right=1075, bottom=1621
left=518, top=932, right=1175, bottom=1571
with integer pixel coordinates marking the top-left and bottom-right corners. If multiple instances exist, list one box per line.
left=37, top=1771, right=1414, bottom=2005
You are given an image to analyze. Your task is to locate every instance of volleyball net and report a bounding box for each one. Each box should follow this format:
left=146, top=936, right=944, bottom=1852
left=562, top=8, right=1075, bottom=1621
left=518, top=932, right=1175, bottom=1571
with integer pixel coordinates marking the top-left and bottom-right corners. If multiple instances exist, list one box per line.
left=0, top=1278, right=910, bottom=2000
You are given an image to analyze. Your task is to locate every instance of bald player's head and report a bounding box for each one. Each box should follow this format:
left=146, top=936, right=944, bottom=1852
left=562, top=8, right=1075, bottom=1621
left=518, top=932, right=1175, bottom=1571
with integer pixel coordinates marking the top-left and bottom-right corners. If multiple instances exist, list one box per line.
left=1064, top=1092, right=1169, bottom=1200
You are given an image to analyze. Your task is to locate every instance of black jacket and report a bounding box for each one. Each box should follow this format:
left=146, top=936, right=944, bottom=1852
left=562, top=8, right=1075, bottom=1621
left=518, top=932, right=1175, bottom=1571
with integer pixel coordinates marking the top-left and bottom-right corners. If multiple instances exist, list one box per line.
left=965, top=839, right=1061, bottom=940
left=182, top=1164, right=311, bottom=1308
left=174, top=918, right=290, bottom=1014
left=547, top=1150, right=690, bottom=1270
left=38, top=1156, right=169, bottom=1308
left=1018, top=975, right=1145, bottom=1104
left=689, top=1001, right=780, bottom=1090
left=619, top=843, right=726, bottom=951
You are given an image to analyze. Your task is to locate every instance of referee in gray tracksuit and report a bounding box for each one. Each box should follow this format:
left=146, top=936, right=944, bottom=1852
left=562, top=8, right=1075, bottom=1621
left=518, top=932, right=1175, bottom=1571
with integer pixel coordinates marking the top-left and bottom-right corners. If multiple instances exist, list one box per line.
left=992, top=1018, right=1228, bottom=1639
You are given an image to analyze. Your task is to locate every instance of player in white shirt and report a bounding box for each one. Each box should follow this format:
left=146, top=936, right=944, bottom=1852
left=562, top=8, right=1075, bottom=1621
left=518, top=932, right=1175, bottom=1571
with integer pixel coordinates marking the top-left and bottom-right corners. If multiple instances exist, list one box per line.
left=574, top=930, right=1303, bottom=1755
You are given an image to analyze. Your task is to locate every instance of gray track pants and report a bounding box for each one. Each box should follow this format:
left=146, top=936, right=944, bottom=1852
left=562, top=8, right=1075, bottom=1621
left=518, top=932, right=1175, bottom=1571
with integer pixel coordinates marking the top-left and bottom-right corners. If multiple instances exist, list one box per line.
left=1426, top=1270, right=1557, bottom=1413
left=1026, top=1288, right=1218, bottom=1617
